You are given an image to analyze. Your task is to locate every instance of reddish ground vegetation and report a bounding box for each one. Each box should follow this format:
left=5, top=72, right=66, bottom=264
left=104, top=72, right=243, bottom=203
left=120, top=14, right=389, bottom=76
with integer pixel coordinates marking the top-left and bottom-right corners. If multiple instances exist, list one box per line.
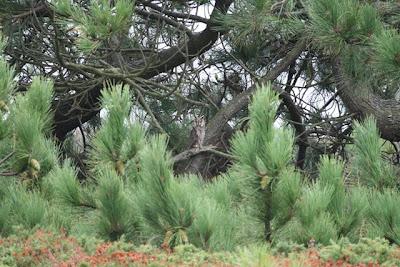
left=1, top=229, right=399, bottom=266
left=3, top=229, right=155, bottom=266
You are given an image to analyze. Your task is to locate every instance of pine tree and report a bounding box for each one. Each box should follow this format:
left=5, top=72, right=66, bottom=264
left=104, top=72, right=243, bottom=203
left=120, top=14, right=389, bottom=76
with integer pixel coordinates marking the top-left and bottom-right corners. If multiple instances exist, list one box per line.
left=1, top=24, right=400, bottom=250
left=227, top=84, right=394, bottom=245
left=229, top=83, right=295, bottom=240
left=0, top=34, right=58, bottom=233
left=353, top=117, right=397, bottom=190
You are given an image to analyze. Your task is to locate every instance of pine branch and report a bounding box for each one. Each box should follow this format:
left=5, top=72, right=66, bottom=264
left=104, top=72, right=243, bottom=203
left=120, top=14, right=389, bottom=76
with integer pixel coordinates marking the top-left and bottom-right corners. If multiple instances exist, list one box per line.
left=172, top=146, right=236, bottom=163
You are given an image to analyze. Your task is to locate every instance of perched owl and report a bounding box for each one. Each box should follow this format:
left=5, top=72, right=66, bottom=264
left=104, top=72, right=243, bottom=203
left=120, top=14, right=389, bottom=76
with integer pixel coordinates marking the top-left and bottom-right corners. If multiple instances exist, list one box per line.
left=189, top=116, right=206, bottom=150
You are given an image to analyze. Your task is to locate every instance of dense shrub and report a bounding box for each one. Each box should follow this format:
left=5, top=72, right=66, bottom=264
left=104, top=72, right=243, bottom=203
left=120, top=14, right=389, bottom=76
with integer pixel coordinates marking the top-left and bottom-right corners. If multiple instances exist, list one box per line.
left=0, top=29, right=400, bottom=257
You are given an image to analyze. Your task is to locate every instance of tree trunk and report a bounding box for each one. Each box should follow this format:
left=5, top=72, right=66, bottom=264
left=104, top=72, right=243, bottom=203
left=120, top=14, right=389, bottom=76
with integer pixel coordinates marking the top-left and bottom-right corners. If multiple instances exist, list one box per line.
left=52, top=0, right=234, bottom=140
left=183, top=40, right=307, bottom=178
left=333, top=60, right=400, bottom=142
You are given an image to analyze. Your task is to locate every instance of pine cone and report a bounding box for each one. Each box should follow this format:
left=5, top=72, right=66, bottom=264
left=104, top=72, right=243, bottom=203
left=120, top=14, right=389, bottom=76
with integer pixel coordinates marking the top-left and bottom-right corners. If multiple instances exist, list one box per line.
left=0, top=100, right=8, bottom=112
left=115, top=160, right=125, bottom=176
left=29, top=158, right=41, bottom=172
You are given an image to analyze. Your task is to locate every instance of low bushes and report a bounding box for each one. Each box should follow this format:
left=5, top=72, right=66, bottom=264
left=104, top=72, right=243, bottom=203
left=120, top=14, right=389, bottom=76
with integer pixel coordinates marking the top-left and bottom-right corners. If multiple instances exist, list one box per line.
left=0, top=37, right=400, bottom=259
left=2, top=229, right=400, bottom=266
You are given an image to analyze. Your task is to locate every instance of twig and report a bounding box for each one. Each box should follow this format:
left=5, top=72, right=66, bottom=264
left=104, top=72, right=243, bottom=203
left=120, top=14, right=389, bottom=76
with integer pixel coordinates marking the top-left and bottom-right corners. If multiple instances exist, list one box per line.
left=0, top=172, right=18, bottom=177
left=0, top=152, right=14, bottom=166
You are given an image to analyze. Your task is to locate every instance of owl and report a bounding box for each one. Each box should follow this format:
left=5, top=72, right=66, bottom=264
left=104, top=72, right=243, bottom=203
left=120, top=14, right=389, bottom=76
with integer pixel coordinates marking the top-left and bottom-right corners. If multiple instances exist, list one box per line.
left=189, top=116, right=206, bottom=150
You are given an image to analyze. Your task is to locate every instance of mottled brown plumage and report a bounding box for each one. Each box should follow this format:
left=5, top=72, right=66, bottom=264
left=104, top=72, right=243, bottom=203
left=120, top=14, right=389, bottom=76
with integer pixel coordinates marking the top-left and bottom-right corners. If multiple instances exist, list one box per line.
left=188, top=116, right=206, bottom=150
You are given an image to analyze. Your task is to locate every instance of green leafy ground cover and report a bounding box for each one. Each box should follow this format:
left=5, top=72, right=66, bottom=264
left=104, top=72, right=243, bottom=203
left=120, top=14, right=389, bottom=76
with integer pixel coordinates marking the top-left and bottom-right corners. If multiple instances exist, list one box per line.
left=1, top=228, right=400, bottom=266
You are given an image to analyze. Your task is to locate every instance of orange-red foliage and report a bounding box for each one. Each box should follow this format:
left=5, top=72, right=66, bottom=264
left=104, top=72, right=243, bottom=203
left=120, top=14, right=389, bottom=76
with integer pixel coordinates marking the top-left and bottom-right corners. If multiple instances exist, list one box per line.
left=1, top=229, right=395, bottom=266
left=4, top=229, right=155, bottom=266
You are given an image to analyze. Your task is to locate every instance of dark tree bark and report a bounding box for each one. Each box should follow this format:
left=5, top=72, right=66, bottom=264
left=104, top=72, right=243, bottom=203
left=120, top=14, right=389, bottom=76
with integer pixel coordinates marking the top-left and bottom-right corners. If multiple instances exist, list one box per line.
left=333, top=60, right=400, bottom=142
left=52, top=0, right=234, bottom=139
left=183, top=40, right=307, bottom=178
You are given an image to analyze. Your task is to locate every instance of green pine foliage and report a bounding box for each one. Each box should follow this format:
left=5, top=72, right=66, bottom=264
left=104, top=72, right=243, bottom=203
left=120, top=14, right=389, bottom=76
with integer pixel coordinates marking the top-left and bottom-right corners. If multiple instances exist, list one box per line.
left=308, top=0, right=400, bottom=89
left=293, top=182, right=338, bottom=244
left=0, top=40, right=400, bottom=252
left=89, top=84, right=144, bottom=179
left=372, top=29, right=400, bottom=82
left=123, top=117, right=243, bottom=250
left=53, top=0, right=135, bottom=53
left=353, top=117, right=397, bottom=190
left=96, top=168, right=132, bottom=240
left=48, top=161, right=83, bottom=207
left=216, top=0, right=303, bottom=63
left=0, top=59, right=14, bottom=112
left=229, top=85, right=376, bottom=246
left=11, top=77, right=58, bottom=186
left=271, top=169, right=302, bottom=229
left=6, top=184, right=47, bottom=229
left=318, top=156, right=345, bottom=213
left=367, top=189, right=400, bottom=244
left=0, top=202, right=10, bottom=235
left=230, top=84, right=295, bottom=240
left=335, top=187, right=367, bottom=239
left=0, top=59, right=13, bottom=146
left=308, top=0, right=381, bottom=54
left=135, top=136, right=197, bottom=248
